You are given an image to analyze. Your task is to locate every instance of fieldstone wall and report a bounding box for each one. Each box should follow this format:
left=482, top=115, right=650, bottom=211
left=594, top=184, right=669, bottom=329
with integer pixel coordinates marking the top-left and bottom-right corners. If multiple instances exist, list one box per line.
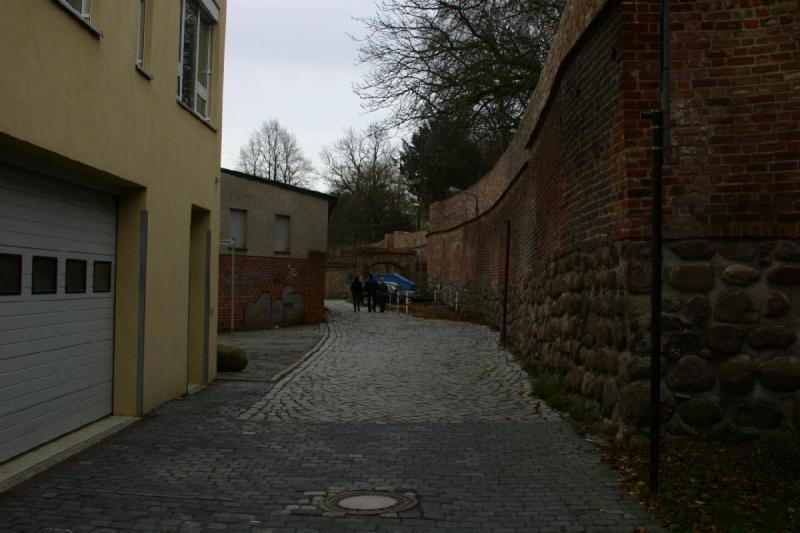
left=620, top=239, right=800, bottom=433
left=507, top=247, right=627, bottom=422
left=426, top=0, right=800, bottom=437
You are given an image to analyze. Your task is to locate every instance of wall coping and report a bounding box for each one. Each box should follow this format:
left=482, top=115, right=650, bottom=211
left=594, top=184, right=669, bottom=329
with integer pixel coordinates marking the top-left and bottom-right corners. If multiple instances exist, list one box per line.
left=428, top=0, right=611, bottom=234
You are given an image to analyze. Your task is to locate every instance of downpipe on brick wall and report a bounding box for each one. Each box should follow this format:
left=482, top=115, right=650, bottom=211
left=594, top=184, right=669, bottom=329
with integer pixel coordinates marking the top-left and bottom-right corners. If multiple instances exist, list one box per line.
left=641, top=0, right=671, bottom=493
left=502, top=220, right=511, bottom=343
left=220, top=238, right=236, bottom=333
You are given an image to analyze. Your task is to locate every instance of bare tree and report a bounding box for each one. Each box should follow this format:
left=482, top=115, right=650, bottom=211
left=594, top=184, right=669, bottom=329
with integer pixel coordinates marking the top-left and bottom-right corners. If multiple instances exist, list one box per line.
left=321, top=124, right=397, bottom=196
left=321, top=124, right=414, bottom=244
left=238, top=119, right=314, bottom=186
left=355, top=0, right=564, bottom=147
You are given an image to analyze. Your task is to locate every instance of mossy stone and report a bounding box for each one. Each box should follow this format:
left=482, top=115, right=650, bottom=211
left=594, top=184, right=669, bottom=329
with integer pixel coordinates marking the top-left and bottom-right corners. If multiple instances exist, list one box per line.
left=217, top=344, right=248, bottom=372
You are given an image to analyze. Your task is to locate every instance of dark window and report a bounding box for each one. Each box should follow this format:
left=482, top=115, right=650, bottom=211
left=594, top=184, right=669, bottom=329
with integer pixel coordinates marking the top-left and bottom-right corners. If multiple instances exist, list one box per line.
left=229, top=208, right=246, bottom=249
left=32, top=256, right=58, bottom=294
left=0, top=254, right=22, bottom=295
left=274, top=214, right=290, bottom=253
left=93, top=261, right=112, bottom=293
left=178, top=0, right=215, bottom=117
left=65, top=259, right=87, bottom=293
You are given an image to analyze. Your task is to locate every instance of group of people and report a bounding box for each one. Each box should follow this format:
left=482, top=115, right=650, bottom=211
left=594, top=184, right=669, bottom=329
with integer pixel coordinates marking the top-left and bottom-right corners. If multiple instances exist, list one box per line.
left=350, top=274, right=390, bottom=313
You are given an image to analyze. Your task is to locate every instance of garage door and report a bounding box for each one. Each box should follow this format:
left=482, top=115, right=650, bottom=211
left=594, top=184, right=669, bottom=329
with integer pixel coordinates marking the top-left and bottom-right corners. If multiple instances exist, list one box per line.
left=0, top=164, right=116, bottom=463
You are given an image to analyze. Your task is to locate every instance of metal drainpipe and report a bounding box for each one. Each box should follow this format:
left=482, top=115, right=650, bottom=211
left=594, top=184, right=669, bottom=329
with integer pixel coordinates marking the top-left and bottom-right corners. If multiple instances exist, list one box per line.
left=642, top=0, right=671, bottom=493
left=474, top=195, right=480, bottom=290
left=501, top=220, right=511, bottom=343
left=220, top=239, right=236, bottom=333
left=230, top=244, right=235, bottom=333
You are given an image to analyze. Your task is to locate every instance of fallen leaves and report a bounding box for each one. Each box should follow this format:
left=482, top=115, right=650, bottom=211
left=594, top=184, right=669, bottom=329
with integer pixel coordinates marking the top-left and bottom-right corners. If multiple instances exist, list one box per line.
left=602, top=432, right=800, bottom=532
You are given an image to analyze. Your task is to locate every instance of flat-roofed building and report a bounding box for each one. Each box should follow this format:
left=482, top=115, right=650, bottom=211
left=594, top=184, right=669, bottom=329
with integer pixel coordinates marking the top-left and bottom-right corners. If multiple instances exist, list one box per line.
left=0, top=0, right=227, bottom=462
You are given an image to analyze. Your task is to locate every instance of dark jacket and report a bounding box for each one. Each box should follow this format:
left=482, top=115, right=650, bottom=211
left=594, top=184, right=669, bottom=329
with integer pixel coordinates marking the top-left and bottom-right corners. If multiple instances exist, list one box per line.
left=365, top=278, right=378, bottom=296
left=377, top=282, right=389, bottom=299
left=350, top=279, right=362, bottom=295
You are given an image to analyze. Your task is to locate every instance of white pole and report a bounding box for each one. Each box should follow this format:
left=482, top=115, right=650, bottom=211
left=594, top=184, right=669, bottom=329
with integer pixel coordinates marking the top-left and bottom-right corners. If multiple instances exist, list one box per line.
left=230, top=242, right=235, bottom=333
left=455, top=290, right=459, bottom=312
left=405, top=291, right=409, bottom=314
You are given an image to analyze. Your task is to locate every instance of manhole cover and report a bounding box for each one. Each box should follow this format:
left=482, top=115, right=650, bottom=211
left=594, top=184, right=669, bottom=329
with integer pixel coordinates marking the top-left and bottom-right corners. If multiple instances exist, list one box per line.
left=320, top=490, right=417, bottom=515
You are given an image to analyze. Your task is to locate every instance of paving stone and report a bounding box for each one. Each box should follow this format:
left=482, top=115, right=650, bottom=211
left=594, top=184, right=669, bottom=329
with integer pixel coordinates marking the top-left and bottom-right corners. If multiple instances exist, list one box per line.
left=0, top=300, right=664, bottom=532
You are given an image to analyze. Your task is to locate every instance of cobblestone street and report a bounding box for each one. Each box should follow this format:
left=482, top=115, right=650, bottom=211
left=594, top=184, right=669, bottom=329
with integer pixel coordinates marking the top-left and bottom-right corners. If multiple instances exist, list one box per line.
left=0, top=301, right=663, bottom=532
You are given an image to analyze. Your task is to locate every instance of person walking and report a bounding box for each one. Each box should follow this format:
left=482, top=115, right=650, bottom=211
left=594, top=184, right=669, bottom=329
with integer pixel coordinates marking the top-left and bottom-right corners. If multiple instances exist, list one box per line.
left=350, top=275, right=362, bottom=312
left=365, top=274, right=378, bottom=312
left=376, top=280, right=389, bottom=312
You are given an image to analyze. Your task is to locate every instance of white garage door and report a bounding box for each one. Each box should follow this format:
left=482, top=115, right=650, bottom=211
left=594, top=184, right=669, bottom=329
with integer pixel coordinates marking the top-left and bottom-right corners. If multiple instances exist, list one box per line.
left=0, top=164, right=116, bottom=463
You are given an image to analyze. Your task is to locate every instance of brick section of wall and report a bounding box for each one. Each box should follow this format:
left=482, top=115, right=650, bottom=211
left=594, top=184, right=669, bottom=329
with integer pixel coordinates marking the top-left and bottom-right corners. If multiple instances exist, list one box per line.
left=325, top=264, right=354, bottom=299
left=427, top=0, right=611, bottom=236
left=325, top=246, right=421, bottom=298
left=218, top=253, right=325, bottom=332
left=619, top=0, right=800, bottom=239
left=428, top=1, right=624, bottom=286
left=427, top=0, right=800, bottom=434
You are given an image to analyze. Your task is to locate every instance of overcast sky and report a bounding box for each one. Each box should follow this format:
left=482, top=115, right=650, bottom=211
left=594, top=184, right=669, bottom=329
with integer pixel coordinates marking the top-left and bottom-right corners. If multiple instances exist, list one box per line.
left=220, top=1, right=390, bottom=191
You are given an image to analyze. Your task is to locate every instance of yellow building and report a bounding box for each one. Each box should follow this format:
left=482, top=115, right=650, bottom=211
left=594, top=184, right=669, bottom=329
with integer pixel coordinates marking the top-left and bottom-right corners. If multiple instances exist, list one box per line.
left=0, top=0, right=226, bottom=463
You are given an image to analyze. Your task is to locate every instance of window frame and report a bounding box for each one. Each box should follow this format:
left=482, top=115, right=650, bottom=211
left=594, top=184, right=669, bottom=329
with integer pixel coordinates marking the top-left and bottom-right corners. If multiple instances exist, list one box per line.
left=54, top=0, right=102, bottom=38
left=134, top=0, right=154, bottom=80
left=65, top=259, right=88, bottom=294
left=177, top=0, right=218, bottom=122
left=0, top=253, right=22, bottom=296
left=229, top=208, right=247, bottom=250
left=93, top=261, right=113, bottom=293
left=32, top=256, right=58, bottom=295
left=65, top=0, right=91, bottom=21
left=136, top=0, right=147, bottom=66
left=274, top=214, right=291, bottom=254
left=194, top=16, right=213, bottom=118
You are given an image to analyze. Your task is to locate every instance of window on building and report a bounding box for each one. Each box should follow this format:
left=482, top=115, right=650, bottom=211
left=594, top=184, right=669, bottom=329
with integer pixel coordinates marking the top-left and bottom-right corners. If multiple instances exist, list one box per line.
left=229, top=209, right=247, bottom=249
left=0, top=254, right=22, bottom=296
left=64, top=0, right=91, bottom=21
left=136, top=0, right=148, bottom=68
left=32, top=257, right=58, bottom=295
left=93, top=261, right=112, bottom=293
left=178, top=0, right=217, bottom=119
left=65, top=259, right=87, bottom=294
left=274, top=215, right=290, bottom=254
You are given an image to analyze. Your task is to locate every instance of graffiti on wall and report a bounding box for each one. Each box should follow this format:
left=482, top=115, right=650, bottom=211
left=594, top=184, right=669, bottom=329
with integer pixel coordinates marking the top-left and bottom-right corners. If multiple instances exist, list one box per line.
left=244, top=285, right=305, bottom=328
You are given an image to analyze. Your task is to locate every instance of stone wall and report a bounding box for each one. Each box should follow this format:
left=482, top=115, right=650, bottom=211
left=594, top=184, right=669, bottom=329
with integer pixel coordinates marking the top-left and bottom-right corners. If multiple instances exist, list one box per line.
left=426, top=0, right=800, bottom=435
left=619, top=239, right=800, bottom=432
left=509, top=246, right=627, bottom=424
left=218, top=252, right=325, bottom=332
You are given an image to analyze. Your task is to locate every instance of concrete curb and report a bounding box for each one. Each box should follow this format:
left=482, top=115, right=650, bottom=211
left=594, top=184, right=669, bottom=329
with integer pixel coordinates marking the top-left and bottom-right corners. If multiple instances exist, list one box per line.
left=239, top=312, right=339, bottom=421
left=0, top=416, right=139, bottom=495
left=269, top=319, right=332, bottom=383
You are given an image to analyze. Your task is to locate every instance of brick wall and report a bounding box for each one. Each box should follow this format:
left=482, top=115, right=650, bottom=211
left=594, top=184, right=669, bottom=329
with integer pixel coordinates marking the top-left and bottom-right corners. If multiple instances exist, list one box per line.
left=618, top=0, right=800, bottom=240
left=427, top=0, right=800, bottom=435
left=218, top=251, right=325, bottom=332
left=325, top=246, right=421, bottom=297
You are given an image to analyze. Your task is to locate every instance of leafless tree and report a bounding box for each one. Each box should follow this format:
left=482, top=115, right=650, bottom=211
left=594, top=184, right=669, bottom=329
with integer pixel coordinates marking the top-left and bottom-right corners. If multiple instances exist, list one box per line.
left=321, top=124, right=414, bottom=244
left=355, top=0, right=564, bottom=147
left=238, top=119, right=314, bottom=187
left=321, top=124, right=399, bottom=196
